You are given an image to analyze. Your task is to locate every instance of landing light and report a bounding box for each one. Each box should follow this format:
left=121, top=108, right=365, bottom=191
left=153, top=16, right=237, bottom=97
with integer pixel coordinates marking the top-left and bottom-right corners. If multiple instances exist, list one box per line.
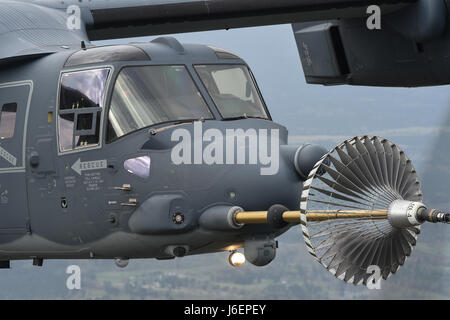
left=228, top=251, right=245, bottom=267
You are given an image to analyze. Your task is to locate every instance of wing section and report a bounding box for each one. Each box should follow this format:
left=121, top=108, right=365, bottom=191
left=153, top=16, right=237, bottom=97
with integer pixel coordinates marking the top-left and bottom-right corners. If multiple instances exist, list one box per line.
left=0, top=1, right=89, bottom=63
left=21, top=0, right=414, bottom=41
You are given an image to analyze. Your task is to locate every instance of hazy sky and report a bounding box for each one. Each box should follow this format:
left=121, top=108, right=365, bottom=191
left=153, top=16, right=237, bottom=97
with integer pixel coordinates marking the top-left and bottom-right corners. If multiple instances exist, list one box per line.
left=97, top=24, right=450, bottom=214
left=0, top=24, right=448, bottom=300
left=96, top=24, right=450, bottom=175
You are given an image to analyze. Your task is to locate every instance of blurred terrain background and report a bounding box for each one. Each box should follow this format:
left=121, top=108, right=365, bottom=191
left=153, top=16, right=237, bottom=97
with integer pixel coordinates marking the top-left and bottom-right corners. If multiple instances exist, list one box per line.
left=1, top=24, right=449, bottom=299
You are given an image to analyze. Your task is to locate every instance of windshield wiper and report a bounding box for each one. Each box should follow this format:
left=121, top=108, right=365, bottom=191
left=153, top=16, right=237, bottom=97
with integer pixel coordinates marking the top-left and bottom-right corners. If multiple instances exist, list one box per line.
left=174, top=118, right=203, bottom=125
left=150, top=118, right=206, bottom=135
left=223, top=116, right=247, bottom=121
left=223, top=114, right=266, bottom=121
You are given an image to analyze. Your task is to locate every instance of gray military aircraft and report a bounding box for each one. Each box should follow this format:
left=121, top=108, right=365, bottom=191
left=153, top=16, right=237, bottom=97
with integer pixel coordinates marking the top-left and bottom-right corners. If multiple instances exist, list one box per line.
left=1, top=0, right=450, bottom=285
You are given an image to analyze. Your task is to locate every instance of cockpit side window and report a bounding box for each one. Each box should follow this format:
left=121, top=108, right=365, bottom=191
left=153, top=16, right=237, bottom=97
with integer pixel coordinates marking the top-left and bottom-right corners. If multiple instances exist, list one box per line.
left=58, top=68, right=110, bottom=152
left=194, top=65, right=269, bottom=120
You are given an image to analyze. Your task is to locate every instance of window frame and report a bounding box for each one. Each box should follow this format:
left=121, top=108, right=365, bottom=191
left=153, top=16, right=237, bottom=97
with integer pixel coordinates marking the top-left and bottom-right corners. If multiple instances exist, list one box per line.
left=105, top=64, right=216, bottom=144
left=193, top=63, right=272, bottom=121
left=64, top=45, right=150, bottom=68
left=56, top=65, right=114, bottom=155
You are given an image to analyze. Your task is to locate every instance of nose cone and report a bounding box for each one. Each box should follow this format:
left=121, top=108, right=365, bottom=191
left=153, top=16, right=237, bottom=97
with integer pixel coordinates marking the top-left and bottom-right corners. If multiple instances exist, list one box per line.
left=293, top=144, right=329, bottom=180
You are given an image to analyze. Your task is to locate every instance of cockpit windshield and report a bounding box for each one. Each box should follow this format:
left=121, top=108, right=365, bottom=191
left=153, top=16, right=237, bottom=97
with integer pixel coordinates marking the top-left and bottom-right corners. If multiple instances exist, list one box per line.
left=194, top=65, right=269, bottom=120
left=107, top=65, right=213, bottom=142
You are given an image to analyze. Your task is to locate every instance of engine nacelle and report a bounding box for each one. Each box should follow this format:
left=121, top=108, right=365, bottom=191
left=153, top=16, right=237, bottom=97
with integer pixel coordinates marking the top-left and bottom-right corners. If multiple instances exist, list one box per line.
left=292, top=0, right=450, bottom=87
